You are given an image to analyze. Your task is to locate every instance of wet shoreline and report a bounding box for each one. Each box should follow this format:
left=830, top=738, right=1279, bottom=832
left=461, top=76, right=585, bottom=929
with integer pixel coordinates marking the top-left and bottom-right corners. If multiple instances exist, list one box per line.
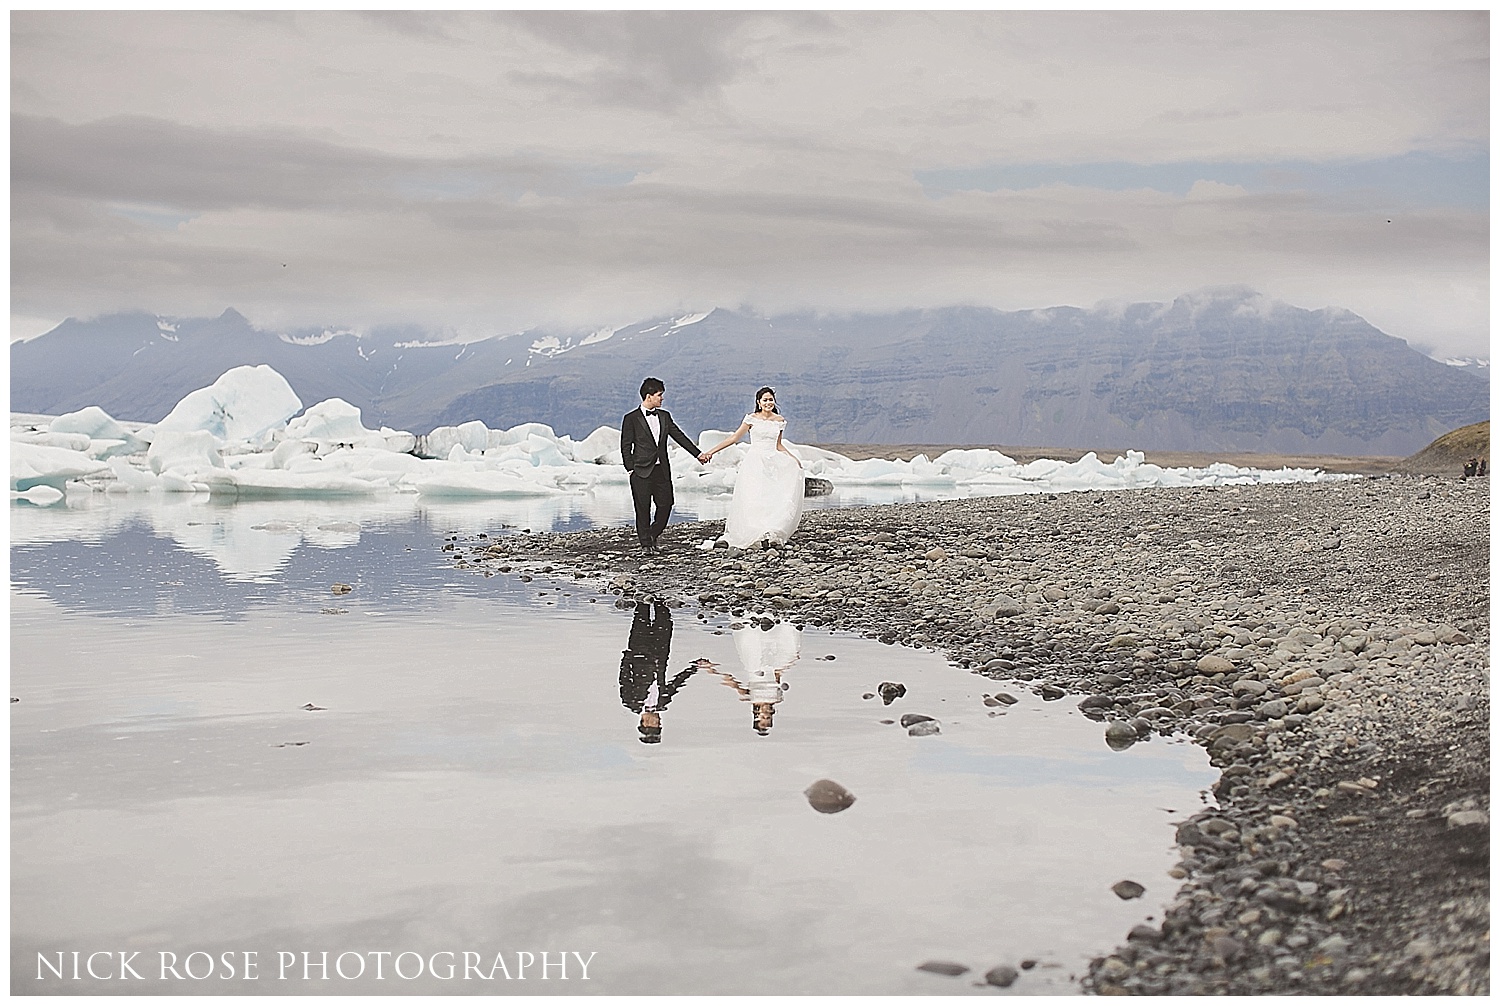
left=447, top=474, right=1490, bottom=995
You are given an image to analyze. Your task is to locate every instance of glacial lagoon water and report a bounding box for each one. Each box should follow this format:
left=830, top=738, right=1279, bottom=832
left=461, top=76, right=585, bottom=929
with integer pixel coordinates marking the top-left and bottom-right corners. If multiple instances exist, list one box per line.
left=11, top=488, right=1217, bottom=995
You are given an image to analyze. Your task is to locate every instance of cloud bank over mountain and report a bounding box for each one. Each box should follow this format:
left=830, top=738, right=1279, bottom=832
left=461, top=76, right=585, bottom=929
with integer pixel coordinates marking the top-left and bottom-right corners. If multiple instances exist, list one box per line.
left=11, top=12, right=1489, bottom=359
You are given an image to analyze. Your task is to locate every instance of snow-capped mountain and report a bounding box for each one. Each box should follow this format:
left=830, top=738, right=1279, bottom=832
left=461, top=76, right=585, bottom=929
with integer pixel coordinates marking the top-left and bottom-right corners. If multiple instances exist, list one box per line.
left=11, top=291, right=1488, bottom=456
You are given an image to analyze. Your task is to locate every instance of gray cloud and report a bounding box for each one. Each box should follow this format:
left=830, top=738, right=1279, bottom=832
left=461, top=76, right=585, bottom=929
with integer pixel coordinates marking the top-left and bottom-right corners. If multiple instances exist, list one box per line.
left=12, top=113, right=639, bottom=219
left=497, top=12, right=813, bottom=111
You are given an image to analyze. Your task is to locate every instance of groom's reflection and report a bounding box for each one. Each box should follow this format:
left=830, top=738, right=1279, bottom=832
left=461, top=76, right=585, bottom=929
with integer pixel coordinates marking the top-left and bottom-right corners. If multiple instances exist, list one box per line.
left=619, top=601, right=698, bottom=744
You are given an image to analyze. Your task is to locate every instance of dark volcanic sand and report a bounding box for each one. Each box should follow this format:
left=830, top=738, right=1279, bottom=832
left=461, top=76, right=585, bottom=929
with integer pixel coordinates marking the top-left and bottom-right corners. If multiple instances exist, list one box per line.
left=444, top=472, right=1489, bottom=995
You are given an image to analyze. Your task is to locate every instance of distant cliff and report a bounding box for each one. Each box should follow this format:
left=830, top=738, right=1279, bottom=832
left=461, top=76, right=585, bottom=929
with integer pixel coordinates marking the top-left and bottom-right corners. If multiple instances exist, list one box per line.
left=11, top=289, right=1488, bottom=455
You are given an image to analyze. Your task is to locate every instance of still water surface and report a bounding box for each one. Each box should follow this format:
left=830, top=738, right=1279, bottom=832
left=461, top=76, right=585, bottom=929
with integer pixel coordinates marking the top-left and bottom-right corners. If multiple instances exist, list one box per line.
left=11, top=489, right=1215, bottom=994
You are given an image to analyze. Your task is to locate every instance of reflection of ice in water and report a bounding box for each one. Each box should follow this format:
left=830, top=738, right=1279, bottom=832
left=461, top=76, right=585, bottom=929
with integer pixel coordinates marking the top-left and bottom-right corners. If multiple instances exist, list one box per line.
left=720, top=618, right=803, bottom=734
left=12, top=491, right=650, bottom=583
left=8, top=487, right=893, bottom=590
left=9, top=479, right=1079, bottom=586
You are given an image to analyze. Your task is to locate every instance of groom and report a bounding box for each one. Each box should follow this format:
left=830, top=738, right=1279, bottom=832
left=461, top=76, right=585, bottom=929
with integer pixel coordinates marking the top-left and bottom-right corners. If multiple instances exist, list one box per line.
left=621, top=377, right=709, bottom=552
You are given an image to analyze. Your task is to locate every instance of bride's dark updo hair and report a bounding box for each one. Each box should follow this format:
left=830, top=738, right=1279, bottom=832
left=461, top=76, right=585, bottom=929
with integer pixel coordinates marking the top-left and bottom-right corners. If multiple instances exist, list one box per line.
left=755, top=386, right=779, bottom=414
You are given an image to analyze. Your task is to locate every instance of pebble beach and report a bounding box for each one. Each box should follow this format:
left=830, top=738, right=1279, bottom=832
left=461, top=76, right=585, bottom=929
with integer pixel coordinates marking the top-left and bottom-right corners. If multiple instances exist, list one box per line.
left=445, top=473, right=1489, bottom=995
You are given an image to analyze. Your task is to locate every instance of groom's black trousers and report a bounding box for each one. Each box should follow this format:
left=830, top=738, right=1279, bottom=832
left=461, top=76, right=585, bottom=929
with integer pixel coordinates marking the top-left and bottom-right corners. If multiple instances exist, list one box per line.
left=630, top=464, right=673, bottom=544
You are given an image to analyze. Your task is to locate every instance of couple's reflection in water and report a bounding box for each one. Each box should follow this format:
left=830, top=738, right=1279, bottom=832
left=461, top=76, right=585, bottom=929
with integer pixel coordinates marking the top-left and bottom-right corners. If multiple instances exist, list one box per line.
left=618, top=601, right=802, bottom=743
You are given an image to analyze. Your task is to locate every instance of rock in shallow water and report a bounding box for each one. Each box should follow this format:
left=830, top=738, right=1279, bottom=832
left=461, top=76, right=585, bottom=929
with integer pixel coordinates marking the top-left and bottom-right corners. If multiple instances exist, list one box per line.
left=916, top=960, right=968, bottom=977
left=984, top=964, right=1019, bottom=987
left=1111, top=879, right=1146, bottom=900
left=803, top=779, right=856, bottom=814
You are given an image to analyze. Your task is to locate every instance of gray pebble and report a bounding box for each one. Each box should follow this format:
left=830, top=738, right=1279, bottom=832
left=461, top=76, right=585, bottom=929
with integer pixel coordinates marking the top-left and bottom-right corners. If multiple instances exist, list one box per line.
left=984, top=965, right=1019, bottom=987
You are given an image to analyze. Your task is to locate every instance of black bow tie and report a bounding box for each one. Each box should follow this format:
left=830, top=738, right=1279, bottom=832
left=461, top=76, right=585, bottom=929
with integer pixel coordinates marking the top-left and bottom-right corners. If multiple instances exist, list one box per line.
left=644, top=409, right=659, bottom=416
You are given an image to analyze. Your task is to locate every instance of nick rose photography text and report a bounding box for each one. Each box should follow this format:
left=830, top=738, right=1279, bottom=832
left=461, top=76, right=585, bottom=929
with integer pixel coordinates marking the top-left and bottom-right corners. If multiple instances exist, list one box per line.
left=35, top=950, right=598, bottom=981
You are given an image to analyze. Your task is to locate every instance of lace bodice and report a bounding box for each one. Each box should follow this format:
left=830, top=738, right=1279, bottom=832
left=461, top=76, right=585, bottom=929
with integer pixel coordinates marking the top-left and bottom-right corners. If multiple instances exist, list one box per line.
left=745, top=414, right=785, bottom=450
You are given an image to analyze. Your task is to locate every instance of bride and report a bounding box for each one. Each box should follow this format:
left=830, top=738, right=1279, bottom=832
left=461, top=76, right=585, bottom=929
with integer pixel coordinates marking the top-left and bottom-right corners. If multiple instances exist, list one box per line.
left=702, top=387, right=805, bottom=549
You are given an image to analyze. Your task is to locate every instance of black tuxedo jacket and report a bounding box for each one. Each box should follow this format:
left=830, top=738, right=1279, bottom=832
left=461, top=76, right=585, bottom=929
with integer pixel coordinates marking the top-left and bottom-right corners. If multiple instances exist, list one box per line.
left=620, top=407, right=699, bottom=478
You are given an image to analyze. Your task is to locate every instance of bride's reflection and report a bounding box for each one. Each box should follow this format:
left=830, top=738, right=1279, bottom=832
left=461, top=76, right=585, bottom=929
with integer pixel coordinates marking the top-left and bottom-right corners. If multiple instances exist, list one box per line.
left=618, top=601, right=698, bottom=744
left=703, top=616, right=803, bottom=735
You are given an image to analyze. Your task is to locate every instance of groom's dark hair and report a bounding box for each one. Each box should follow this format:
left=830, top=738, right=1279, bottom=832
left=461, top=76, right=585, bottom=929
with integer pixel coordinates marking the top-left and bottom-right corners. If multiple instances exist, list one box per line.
left=640, top=377, right=664, bottom=399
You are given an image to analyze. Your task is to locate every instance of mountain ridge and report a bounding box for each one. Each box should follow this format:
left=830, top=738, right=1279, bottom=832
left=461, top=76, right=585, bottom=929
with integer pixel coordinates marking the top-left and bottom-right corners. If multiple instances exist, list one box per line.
left=10, top=290, right=1488, bottom=456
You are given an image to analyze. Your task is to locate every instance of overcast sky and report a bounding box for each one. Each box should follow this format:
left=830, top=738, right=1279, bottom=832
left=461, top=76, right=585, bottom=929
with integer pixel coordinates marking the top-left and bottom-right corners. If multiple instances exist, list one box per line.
left=10, top=11, right=1491, bottom=358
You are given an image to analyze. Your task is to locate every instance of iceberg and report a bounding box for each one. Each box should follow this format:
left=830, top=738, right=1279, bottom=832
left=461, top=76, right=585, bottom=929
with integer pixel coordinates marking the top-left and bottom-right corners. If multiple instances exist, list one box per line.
left=11, top=485, right=65, bottom=505
left=148, top=364, right=302, bottom=443
left=148, top=430, right=226, bottom=475
left=11, top=442, right=111, bottom=492
left=199, top=469, right=383, bottom=498
left=283, top=398, right=376, bottom=445
left=410, top=470, right=570, bottom=498
left=419, top=420, right=491, bottom=459
left=49, top=406, right=149, bottom=457
left=572, top=425, right=621, bottom=464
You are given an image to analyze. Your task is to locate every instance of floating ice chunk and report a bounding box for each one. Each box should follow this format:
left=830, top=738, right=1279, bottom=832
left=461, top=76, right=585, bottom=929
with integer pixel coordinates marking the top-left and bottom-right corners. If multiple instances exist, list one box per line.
left=11, top=442, right=111, bottom=491
left=148, top=430, right=225, bottom=475
left=270, top=439, right=316, bottom=469
left=482, top=443, right=531, bottom=464
left=11, top=485, right=65, bottom=505
left=846, top=457, right=906, bottom=478
left=107, top=457, right=163, bottom=492
left=198, top=469, right=383, bottom=498
left=84, top=439, right=132, bottom=459
left=553, top=466, right=608, bottom=487
left=411, top=470, right=569, bottom=497
left=284, top=398, right=372, bottom=444
left=149, top=364, right=302, bottom=443
left=420, top=420, right=491, bottom=459
left=455, top=420, right=492, bottom=453
left=906, top=455, right=958, bottom=484
left=49, top=406, right=149, bottom=456
left=572, top=426, right=620, bottom=464
left=934, top=447, right=1019, bottom=470
left=380, top=428, right=417, bottom=454
left=525, top=434, right=571, bottom=467
left=446, top=444, right=480, bottom=463
left=13, top=429, right=93, bottom=452
left=278, top=446, right=427, bottom=487
left=160, top=473, right=207, bottom=492
left=337, top=451, right=429, bottom=477
left=488, top=422, right=559, bottom=448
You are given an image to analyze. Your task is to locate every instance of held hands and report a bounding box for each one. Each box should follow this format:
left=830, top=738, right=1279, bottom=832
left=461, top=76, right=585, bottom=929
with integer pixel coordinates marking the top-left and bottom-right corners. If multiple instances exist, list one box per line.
left=698, top=452, right=712, bottom=464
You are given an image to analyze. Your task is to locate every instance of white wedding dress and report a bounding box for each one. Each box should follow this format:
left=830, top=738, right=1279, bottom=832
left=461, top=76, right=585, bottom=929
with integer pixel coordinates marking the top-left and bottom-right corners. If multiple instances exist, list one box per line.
left=724, top=415, right=804, bottom=549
